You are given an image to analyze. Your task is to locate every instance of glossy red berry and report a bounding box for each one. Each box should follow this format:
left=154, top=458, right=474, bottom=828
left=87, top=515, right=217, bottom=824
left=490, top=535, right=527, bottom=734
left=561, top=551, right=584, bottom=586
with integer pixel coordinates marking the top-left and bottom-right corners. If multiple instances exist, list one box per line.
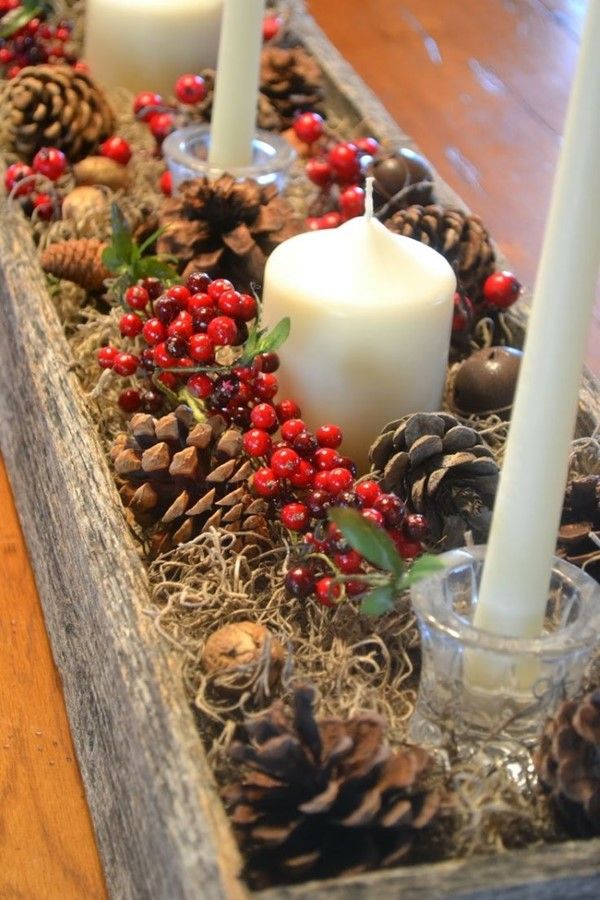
left=118, top=388, right=142, bottom=412
left=305, top=488, right=330, bottom=517
left=393, top=531, right=423, bottom=560
left=187, top=333, right=215, bottom=363
left=328, top=142, right=360, bottom=182
left=339, top=185, right=365, bottom=219
left=258, top=351, right=280, bottom=373
left=316, top=423, right=343, bottom=448
left=354, top=480, right=381, bottom=507
left=354, top=136, right=380, bottom=155
left=142, top=317, right=166, bottom=345
left=99, top=135, right=132, bottom=165
left=153, top=342, right=179, bottom=369
left=119, top=312, right=143, bottom=337
left=186, top=271, right=211, bottom=294
left=207, top=315, right=237, bottom=345
left=133, top=90, right=163, bottom=121
left=4, top=161, right=35, bottom=195
left=312, top=470, right=331, bottom=492
left=187, top=372, right=213, bottom=398
left=374, top=494, right=407, bottom=528
left=250, top=403, right=278, bottom=430
left=159, top=170, right=172, bottom=196
left=207, top=278, right=233, bottom=299
left=361, top=507, right=385, bottom=527
left=289, top=459, right=315, bottom=488
left=125, top=284, right=150, bottom=310
left=148, top=111, right=175, bottom=141
left=253, top=372, right=278, bottom=401
left=292, top=430, right=318, bottom=457
left=253, top=466, right=281, bottom=498
left=403, top=513, right=429, bottom=542
left=315, top=576, right=340, bottom=607
left=452, top=291, right=474, bottom=332
left=270, top=447, right=301, bottom=478
left=319, top=211, right=343, bottom=229
left=154, top=295, right=179, bottom=324
left=306, top=157, right=333, bottom=188
left=32, top=147, right=67, bottom=181
left=141, top=277, right=164, bottom=299
left=33, top=192, right=55, bottom=220
left=237, top=293, right=257, bottom=321
left=281, top=418, right=306, bottom=441
left=174, top=73, right=207, bottom=104
left=482, top=271, right=521, bottom=310
left=168, top=310, right=194, bottom=340
left=313, top=447, right=340, bottom=471
left=141, top=390, right=163, bottom=413
left=243, top=428, right=272, bottom=457
left=334, top=549, right=362, bottom=574
left=97, top=345, right=118, bottom=368
left=166, top=284, right=191, bottom=307
left=293, top=111, right=324, bottom=144
left=284, top=564, right=314, bottom=598
left=113, top=352, right=139, bottom=376
left=280, top=502, right=310, bottom=532
left=262, top=14, right=282, bottom=42
left=325, top=466, right=354, bottom=495
left=275, top=398, right=301, bottom=422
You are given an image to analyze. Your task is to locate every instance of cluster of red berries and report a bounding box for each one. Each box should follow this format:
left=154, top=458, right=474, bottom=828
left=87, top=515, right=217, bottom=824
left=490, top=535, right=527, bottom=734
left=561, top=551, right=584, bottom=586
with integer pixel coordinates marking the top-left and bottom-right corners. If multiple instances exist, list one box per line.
left=0, top=5, right=78, bottom=77
left=451, top=271, right=522, bottom=345
left=283, top=479, right=429, bottom=606
left=4, top=146, right=68, bottom=220
left=132, top=73, right=207, bottom=146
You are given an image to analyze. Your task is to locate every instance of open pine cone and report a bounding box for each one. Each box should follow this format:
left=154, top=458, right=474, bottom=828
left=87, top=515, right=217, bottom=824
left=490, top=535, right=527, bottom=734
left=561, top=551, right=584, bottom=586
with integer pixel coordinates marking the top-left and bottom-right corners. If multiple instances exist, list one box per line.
left=534, top=689, right=600, bottom=837
left=4, top=65, right=114, bottom=161
left=259, top=46, right=325, bottom=129
left=157, top=175, right=302, bottom=292
left=225, top=683, right=439, bottom=889
left=369, top=412, right=499, bottom=548
left=110, top=405, right=270, bottom=556
left=384, top=205, right=496, bottom=302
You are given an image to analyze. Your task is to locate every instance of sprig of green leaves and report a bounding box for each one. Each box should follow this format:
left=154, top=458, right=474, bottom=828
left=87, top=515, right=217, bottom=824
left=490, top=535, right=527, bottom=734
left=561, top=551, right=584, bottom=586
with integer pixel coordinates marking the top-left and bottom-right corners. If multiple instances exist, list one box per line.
left=102, top=204, right=178, bottom=299
left=238, top=316, right=291, bottom=366
left=0, top=1, right=47, bottom=38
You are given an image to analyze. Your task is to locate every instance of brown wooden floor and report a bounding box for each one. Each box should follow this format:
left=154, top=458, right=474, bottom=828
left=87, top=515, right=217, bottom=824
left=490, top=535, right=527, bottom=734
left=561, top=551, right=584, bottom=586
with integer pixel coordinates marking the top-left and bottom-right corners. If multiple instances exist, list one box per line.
left=1, top=1, right=596, bottom=896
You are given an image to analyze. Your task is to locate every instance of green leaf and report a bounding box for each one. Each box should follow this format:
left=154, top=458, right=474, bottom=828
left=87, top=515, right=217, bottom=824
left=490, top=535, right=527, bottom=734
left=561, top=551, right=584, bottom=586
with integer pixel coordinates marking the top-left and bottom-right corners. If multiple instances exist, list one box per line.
left=101, top=245, right=127, bottom=273
left=109, top=203, right=134, bottom=266
left=256, top=317, right=290, bottom=355
left=137, top=257, right=179, bottom=281
left=329, top=507, right=405, bottom=576
left=360, top=584, right=396, bottom=617
left=138, top=225, right=168, bottom=256
left=396, top=554, right=444, bottom=589
left=0, top=3, right=42, bottom=38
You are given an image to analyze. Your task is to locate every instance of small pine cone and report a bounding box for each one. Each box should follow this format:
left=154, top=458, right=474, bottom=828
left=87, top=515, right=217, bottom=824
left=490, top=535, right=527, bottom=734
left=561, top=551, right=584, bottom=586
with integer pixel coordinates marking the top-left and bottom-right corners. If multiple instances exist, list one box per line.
left=533, top=689, right=600, bottom=837
left=557, top=475, right=600, bottom=581
left=110, top=405, right=271, bottom=556
left=5, top=65, right=115, bottom=162
left=40, top=238, right=111, bottom=292
left=259, top=46, right=325, bottom=130
left=385, top=205, right=496, bottom=302
left=157, top=174, right=302, bottom=292
left=369, top=412, right=499, bottom=548
left=225, top=683, right=439, bottom=889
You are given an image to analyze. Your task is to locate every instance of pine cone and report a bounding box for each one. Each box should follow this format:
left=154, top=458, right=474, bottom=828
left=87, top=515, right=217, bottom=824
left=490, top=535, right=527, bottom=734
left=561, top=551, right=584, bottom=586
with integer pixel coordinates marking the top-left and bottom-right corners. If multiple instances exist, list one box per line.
left=225, top=683, right=439, bottom=889
left=40, top=238, right=111, bottom=292
left=259, top=46, right=325, bottom=130
left=5, top=65, right=114, bottom=162
left=157, top=175, right=302, bottom=292
left=369, top=412, right=499, bottom=548
left=110, top=405, right=271, bottom=556
left=557, top=475, right=600, bottom=581
left=533, top=689, right=600, bottom=837
left=385, top=205, right=496, bottom=302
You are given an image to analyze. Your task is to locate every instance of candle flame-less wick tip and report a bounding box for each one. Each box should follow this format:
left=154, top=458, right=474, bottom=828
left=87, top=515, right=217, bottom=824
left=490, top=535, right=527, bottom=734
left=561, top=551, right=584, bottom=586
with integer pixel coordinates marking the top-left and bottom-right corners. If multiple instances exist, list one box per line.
left=365, top=176, right=374, bottom=221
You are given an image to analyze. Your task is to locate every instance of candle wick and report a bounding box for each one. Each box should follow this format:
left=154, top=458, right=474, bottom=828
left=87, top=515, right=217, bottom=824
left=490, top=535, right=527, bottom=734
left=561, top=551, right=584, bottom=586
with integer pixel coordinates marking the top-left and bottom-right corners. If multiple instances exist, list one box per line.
left=365, top=175, right=374, bottom=221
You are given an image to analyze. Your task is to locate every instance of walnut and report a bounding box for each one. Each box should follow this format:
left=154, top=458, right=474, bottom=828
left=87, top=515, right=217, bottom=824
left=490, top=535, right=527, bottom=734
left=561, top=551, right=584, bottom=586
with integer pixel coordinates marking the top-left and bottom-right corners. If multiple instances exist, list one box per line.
left=201, top=621, right=284, bottom=690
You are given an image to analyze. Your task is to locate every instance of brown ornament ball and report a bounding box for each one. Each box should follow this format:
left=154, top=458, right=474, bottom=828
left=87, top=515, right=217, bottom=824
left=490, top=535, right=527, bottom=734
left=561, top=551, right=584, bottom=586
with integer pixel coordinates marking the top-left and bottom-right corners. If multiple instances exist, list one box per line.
left=201, top=621, right=285, bottom=690
left=369, top=147, right=434, bottom=213
left=452, top=346, right=522, bottom=417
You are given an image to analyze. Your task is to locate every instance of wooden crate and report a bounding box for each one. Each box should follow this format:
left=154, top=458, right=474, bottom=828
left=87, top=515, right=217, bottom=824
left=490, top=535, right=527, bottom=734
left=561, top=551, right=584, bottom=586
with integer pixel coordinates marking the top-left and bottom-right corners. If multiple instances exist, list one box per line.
left=1, top=3, right=599, bottom=897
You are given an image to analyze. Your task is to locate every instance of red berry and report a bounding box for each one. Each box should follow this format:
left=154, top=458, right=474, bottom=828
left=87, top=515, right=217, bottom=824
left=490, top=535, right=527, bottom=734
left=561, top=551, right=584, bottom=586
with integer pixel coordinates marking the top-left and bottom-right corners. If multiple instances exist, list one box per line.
left=174, top=72, right=207, bottom=104
left=99, top=135, right=132, bottom=165
left=270, top=447, right=301, bottom=478
left=32, top=147, right=67, bottom=181
left=207, top=278, right=233, bottom=299
left=119, top=312, right=143, bottom=337
left=339, top=185, right=365, bottom=219
left=207, top=315, right=237, bottom=345
left=312, top=470, right=331, bottom=492
left=315, top=576, right=340, bottom=607
left=275, top=398, right=301, bottom=422
left=4, top=162, right=35, bottom=195
left=141, top=390, right=163, bottom=413
left=313, top=447, right=340, bottom=471
left=97, top=345, right=118, bottom=369
left=188, top=333, right=215, bottom=363
left=374, top=494, right=407, bottom=528
left=354, top=480, right=382, bottom=507
left=325, top=466, right=354, bottom=495
left=306, top=488, right=330, bottom=517
left=334, top=549, right=362, bottom=574
left=306, top=157, right=333, bottom=188
left=33, top=192, right=55, bottom=220
left=154, top=295, right=180, bottom=324
left=253, top=466, right=281, bottom=498
left=452, top=291, right=474, bottom=333
left=142, top=317, right=166, bottom=345
left=148, top=111, right=175, bottom=141
left=292, top=430, right=318, bottom=457
left=250, top=403, right=278, bottom=430
left=361, top=508, right=385, bottom=527
left=316, top=423, right=343, bottom=448
left=141, top=277, right=164, bottom=299
left=118, top=388, right=141, bottom=412
left=236, top=293, right=257, bottom=321
left=217, top=289, right=242, bottom=316
left=393, top=530, right=423, bottom=560
left=133, top=90, right=163, bottom=121
left=328, top=142, right=360, bottom=182
left=262, top=14, right=282, bottom=42
left=168, top=310, right=194, bottom=340
left=258, top=352, right=280, bottom=373
left=346, top=579, right=367, bottom=597
left=354, top=136, right=380, bottom=155
left=153, top=342, right=179, bottom=368
left=280, top=502, right=310, bottom=532
left=293, top=111, right=324, bottom=145
left=113, top=352, right=139, bottom=376
left=319, top=211, right=343, bottom=229
left=403, top=513, right=429, bottom=542
left=482, top=271, right=521, bottom=310
left=157, top=371, right=177, bottom=389
left=159, top=170, right=172, bottom=196
left=289, top=459, right=315, bottom=488
left=243, top=428, right=272, bottom=457
left=187, top=373, right=213, bottom=398
left=253, top=372, right=278, bottom=401
left=165, top=284, right=191, bottom=307
left=284, top=564, right=314, bottom=598
left=125, top=284, right=150, bottom=310
left=281, top=418, right=306, bottom=441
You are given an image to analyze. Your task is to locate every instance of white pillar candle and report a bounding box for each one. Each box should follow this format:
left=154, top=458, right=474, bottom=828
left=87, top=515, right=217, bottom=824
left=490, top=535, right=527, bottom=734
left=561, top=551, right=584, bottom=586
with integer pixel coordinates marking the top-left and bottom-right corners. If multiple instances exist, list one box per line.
left=208, top=0, right=266, bottom=169
left=474, top=1, right=600, bottom=640
left=262, top=196, right=456, bottom=471
left=84, top=0, right=223, bottom=97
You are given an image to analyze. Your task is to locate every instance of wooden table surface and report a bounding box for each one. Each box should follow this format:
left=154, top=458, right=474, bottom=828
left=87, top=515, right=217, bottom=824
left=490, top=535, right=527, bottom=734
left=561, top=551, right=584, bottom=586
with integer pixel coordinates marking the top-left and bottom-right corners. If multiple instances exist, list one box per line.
left=1, top=1, right=596, bottom=896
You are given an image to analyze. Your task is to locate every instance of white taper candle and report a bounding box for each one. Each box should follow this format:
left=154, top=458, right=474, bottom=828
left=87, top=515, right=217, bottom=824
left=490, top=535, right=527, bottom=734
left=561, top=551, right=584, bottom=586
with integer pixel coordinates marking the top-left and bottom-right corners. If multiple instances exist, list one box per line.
left=474, top=1, right=600, bottom=639
left=208, top=0, right=266, bottom=169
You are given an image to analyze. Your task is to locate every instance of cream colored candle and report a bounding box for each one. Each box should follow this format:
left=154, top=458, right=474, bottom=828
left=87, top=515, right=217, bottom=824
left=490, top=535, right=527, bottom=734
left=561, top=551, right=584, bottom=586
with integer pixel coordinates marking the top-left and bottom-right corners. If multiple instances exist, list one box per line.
left=474, top=0, right=600, bottom=641
left=262, top=198, right=456, bottom=471
left=84, top=0, right=223, bottom=97
left=208, top=0, right=266, bottom=169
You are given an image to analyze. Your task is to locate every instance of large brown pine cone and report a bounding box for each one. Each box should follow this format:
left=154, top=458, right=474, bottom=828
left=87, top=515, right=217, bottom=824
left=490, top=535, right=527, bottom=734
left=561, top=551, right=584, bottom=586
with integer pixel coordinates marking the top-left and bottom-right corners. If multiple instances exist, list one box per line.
left=259, top=46, right=325, bottom=129
left=557, top=475, right=600, bottom=582
left=225, top=683, right=439, bottom=889
left=384, top=205, right=496, bottom=302
left=110, top=405, right=270, bottom=556
left=533, top=689, right=600, bottom=837
left=369, top=412, right=499, bottom=548
left=4, top=65, right=114, bottom=162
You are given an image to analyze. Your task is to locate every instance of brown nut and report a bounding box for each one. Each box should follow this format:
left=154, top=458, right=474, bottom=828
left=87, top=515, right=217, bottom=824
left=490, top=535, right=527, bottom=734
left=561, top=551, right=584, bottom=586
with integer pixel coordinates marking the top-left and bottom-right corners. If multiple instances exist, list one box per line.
left=451, top=346, right=522, bottom=418
left=201, top=621, right=284, bottom=690
left=62, top=186, right=107, bottom=222
left=73, top=156, right=131, bottom=191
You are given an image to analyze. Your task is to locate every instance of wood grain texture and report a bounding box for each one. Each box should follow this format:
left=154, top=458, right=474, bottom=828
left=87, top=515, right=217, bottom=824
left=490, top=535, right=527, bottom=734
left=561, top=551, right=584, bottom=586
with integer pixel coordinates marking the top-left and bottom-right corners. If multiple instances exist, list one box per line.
left=0, top=459, right=107, bottom=900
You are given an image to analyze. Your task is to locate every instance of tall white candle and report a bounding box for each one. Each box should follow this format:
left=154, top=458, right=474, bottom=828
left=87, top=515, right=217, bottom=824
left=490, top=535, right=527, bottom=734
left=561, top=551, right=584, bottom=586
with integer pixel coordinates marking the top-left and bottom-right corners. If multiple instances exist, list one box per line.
left=262, top=194, right=456, bottom=471
left=84, top=0, right=223, bottom=97
left=474, top=1, right=600, bottom=640
left=208, top=0, right=266, bottom=169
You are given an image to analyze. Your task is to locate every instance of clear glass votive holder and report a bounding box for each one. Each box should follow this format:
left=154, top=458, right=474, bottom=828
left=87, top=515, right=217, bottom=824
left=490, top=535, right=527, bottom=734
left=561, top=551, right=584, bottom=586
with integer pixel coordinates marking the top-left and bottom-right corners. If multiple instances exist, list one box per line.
left=409, top=546, right=600, bottom=752
left=162, top=124, right=296, bottom=191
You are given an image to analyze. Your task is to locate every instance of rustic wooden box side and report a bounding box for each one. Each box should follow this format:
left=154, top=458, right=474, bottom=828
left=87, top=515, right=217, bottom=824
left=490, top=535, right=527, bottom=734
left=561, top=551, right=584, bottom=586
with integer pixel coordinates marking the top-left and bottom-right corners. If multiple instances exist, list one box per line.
left=1, top=6, right=599, bottom=897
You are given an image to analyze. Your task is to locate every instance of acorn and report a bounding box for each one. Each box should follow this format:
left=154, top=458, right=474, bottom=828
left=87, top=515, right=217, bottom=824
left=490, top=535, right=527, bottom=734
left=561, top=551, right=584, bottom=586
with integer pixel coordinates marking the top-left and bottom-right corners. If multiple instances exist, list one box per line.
left=369, top=147, right=434, bottom=214
left=451, top=346, right=523, bottom=417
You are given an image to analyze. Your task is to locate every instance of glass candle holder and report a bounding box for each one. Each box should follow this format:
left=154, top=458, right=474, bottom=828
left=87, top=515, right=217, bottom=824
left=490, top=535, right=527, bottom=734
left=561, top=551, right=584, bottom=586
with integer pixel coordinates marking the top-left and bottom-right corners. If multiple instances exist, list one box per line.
left=409, top=546, right=600, bottom=753
left=162, top=125, right=296, bottom=191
